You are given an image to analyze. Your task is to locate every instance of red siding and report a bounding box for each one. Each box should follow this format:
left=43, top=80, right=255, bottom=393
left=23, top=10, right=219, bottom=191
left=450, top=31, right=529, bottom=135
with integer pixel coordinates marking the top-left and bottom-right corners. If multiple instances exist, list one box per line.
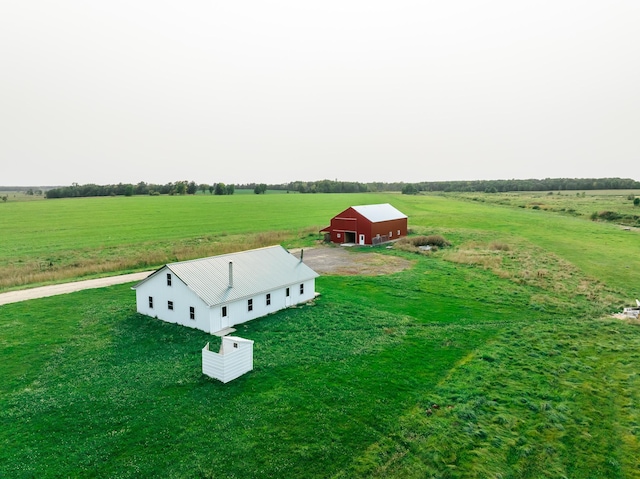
left=323, top=207, right=407, bottom=245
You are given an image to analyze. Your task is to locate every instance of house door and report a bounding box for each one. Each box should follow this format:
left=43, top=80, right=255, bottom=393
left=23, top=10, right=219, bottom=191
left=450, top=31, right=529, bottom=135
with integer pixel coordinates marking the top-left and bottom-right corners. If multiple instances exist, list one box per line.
left=285, top=287, right=291, bottom=307
left=221, top=305, right=230, bottom=329
left=359, top=234, right=365, bottom=245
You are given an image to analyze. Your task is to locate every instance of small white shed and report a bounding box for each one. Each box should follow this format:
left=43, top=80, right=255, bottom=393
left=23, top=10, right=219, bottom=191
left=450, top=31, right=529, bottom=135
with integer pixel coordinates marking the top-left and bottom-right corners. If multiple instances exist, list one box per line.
left=202, top=336, right=254, bottom=383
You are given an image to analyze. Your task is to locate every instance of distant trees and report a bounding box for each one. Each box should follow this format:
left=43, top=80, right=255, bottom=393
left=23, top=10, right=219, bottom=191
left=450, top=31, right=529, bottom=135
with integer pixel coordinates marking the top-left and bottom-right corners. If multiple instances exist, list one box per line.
left=397, top=177, right=640, bottom=193
left=401, top=184, right=418, bottom=195
left=40, top=176, right=640, bottom=199
left=284, top=180, right=368, bottom=194
left=215, top=183, right=226, bottom=195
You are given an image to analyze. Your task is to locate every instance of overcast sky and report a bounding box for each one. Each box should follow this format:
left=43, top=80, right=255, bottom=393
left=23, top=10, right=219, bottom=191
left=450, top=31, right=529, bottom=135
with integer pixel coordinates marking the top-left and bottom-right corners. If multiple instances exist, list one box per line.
left=1, top=1, right=638, bottom=186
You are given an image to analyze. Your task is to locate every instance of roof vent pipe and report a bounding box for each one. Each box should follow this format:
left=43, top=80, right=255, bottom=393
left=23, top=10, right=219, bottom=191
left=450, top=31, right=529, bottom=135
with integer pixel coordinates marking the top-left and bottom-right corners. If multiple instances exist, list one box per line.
left=228, top=261, right=233, bottom=288
left=300, top=249, right=303, bottom=262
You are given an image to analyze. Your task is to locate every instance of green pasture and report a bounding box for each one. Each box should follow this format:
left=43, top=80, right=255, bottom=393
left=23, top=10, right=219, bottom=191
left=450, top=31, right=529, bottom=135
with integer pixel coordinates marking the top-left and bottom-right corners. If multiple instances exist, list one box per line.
left=2, top=192, right=639, bottom=296
left=449, top=190, right=640, bottom=226
left=1, top=250, right=639, bottom=477
left=2, top=191, right=640, bottom=477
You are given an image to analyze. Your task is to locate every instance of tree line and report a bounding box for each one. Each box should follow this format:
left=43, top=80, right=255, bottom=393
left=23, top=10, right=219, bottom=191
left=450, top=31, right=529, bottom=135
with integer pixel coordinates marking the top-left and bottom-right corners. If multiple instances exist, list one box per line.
left=399, top=177, right=640, bottom=194
left=44, top=181, right=235, bottom=199
left=41, top=177, right=640, bottom=199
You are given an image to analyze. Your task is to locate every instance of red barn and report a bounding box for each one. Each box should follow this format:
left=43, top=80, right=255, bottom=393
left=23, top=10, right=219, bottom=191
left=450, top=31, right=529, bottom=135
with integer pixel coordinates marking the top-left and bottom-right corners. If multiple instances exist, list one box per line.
left=321, top=203, right=408, bottom=245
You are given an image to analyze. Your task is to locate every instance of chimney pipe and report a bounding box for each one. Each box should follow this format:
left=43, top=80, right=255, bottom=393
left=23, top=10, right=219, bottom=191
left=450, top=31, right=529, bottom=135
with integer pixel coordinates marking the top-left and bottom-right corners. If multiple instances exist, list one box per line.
left=228, top=261, right=233, bottom=288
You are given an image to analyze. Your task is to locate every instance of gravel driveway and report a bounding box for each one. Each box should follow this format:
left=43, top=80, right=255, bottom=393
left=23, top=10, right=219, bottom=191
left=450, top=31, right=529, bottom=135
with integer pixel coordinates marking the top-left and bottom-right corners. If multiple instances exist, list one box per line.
left=0, top=271, right=153, bottom=306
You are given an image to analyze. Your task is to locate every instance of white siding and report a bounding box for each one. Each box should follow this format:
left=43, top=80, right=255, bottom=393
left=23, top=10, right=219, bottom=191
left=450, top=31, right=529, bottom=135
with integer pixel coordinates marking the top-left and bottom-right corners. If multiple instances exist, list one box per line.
left=205, top=279, right=317, bottom=333
left=134, top=252, right=318, bottom=335
left=202, top=337, right=254, bottom=383
left=135, top=267, right=210, bottom=332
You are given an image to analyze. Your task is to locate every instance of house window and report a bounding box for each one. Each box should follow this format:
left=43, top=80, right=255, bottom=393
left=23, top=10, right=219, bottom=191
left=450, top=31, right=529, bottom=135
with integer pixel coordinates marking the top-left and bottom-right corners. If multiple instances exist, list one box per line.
left=248, top=299, right=253, bottom=312
left=266, top=293, right=271, bottom=306
left=222, top=306, right=227, bottom=317
left=189, top=306, right=195, bottom=320
left=148, top=296, right=153, bottom=308
left=300, top=283, right=304, bottom=295
left=337, top=233, right=341, bottom=238
left=166, top=273, right=172, bottom=286
left=286, top=287, right=290, bottom=297
left=168, top=301, right=174, bottom=310
left=233, top=342, right=238, bottom=349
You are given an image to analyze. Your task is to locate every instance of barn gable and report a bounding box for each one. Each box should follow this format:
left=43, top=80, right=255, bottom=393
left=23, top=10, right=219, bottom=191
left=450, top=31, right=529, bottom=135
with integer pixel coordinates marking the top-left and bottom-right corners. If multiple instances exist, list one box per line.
left=321, top=203, right=408, bottom=245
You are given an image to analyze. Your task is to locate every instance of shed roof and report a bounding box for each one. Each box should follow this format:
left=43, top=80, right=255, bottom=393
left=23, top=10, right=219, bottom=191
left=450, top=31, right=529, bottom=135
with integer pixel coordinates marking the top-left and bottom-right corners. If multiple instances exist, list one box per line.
left=133, top=245, right=318, bottom=306
left=351, top=203, right=407, bottom=223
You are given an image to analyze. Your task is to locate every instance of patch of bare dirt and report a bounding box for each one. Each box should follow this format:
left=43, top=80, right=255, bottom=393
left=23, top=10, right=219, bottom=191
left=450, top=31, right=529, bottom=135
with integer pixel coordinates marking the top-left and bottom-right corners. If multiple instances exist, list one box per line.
left=290, top=246, right=414, bottom=276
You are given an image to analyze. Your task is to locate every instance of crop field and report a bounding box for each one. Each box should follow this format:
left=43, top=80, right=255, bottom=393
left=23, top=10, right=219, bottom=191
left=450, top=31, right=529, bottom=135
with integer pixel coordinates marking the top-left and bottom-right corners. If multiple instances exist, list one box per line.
left=1, top=192, right=640, bottom=478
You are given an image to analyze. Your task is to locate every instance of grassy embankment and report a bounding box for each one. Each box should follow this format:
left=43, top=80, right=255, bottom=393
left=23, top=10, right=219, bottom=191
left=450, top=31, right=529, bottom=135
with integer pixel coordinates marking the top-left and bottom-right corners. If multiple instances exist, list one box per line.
left=1, top=192, right=640, bottom=477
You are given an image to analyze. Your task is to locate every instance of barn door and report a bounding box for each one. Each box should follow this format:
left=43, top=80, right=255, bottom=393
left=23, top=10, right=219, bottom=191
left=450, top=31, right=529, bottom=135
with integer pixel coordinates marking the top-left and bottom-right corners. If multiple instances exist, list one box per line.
left=359, top=234, right=365, bottom=245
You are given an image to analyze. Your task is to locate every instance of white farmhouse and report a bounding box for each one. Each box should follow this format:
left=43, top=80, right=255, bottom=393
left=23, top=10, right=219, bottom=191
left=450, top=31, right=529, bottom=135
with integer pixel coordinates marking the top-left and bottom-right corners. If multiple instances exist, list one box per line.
left=132, top=245, right=319, bottom=334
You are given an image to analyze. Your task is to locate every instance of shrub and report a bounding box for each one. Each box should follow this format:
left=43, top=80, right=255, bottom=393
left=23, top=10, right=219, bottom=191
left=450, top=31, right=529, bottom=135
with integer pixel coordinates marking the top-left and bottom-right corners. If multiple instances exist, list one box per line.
left=598, top=211, right=621, bottom=221
left=395, top=234, right=451, bottom=253
left=489, top=241, right=510, bottom=251
left=634, top=197, right=640, bottom=207
left=407, top=235, right=451, bottom=248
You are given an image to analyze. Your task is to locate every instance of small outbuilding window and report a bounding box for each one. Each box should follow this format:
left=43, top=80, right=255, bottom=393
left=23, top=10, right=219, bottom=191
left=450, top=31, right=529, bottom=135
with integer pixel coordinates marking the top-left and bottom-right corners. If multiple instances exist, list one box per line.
left=300, top=283, right=304, bottom=295
left=266, top=293, right=271, bottom=306
left=397, top=229, right=401, bottom=236
left=148, top=296, right=153, bottom=308
left=168, top=301, right=174, bottom=310
left=233, top=342, right=238, bottom=349
left=166, top=273, right=172, bottom=286
left=248, top=299, right=253, bottom=312
left=222, top=306, right=227, bottom=317
left=389, top=231, right=393, bottom=238
left=189, top=306, right=195, bottom=320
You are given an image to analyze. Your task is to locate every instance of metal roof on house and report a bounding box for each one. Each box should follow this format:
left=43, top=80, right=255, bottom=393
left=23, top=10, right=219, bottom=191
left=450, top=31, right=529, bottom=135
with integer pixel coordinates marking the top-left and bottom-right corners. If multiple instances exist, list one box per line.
left=133, top=245, right=318, bottom=307
left=351, top=204, right=407, bottom=223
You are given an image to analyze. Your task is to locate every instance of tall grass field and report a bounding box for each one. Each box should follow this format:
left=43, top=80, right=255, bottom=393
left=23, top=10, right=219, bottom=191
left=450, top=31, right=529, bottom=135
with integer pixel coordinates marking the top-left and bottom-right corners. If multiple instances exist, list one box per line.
left=1, top=192, right=640, bottom=478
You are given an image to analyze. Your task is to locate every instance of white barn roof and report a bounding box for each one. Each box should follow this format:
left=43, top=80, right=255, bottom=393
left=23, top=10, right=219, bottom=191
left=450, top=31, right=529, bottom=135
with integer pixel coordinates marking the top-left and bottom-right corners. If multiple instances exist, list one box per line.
left=133, top=245, right=318, bottom=306
left=351, top=203, right=407, bottom=223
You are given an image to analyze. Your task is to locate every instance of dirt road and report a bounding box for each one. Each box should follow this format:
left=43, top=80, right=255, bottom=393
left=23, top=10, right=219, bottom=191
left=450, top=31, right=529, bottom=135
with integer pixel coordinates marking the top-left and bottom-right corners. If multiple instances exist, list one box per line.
left=0, top=271, right=153, bottom=306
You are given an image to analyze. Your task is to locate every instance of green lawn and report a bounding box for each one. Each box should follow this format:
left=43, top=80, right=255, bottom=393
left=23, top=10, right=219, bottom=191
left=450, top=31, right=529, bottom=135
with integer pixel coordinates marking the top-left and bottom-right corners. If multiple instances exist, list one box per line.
left=1, top=192, right=640, bottom=477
